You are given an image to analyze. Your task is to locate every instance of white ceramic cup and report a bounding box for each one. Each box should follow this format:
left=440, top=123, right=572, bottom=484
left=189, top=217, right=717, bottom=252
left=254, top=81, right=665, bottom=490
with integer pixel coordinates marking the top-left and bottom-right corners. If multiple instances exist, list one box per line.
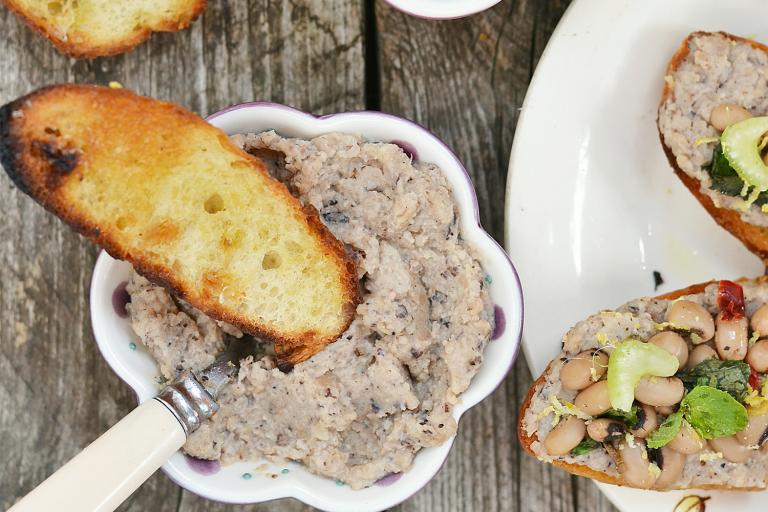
left=383, top=0, right=503, bottom=19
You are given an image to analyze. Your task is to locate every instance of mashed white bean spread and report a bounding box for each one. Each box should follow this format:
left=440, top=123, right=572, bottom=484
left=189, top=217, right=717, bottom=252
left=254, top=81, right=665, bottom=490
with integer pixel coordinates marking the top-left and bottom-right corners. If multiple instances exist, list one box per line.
left=126, top=131, right=493, bottom=489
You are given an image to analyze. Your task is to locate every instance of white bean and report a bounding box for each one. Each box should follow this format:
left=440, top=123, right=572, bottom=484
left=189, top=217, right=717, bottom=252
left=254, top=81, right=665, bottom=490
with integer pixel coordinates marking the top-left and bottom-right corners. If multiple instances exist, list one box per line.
left=686, top=344, right=718, bottom=369
left=630, top=404, right=658, bottom=439
left=634, top=377, right=685, bottom=407
left=618, top=441, right=657, bottom=489
left=736, top=413, right=768, bottom=446
left=575, top=381, right=611, bottom=416
left=750, top=304, right=768, bottom=336
left=668, top=422, right=705, bottom=454
left=666, top=301, right=715, bottom=342
left=746, top=340, right=768, bottom=373
left=654, top=447, right=687, bottom=489
left=655, top=405, right=676, bottom=415
left=709, top=435, right=753, bottom=463
left=544, top=416, right=587, bottom=456
left=715, top=312, right=748, bottom=360
left=649, top=331, right=689, bottom=367
left=587, top=418, right=625, bottom=443
left=709, top=103, right=752, bottom=131
left=560, top=351, right=608, bottom=391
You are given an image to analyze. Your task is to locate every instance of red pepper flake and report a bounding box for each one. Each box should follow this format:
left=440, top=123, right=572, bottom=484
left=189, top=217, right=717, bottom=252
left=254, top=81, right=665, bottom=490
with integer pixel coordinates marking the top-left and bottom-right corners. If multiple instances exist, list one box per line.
left=750, top=366, right=761, bottom=391
left=717, top=280, right=745, bottom=321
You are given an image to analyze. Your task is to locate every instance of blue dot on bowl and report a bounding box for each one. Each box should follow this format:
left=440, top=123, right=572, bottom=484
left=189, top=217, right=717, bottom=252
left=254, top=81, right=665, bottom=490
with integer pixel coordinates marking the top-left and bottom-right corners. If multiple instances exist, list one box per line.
left=242, top=472, right=253, bottom=480
left=492, top=305, right=505, bottom=340
left=184, top=455, right=220, bottom=475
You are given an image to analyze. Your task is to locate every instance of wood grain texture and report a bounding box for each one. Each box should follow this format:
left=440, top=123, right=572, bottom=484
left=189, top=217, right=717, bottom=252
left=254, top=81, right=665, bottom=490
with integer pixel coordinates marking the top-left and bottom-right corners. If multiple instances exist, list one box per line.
left=376, top=0, right=615, bottom=511
left=0, top=0, right=617, bottom=510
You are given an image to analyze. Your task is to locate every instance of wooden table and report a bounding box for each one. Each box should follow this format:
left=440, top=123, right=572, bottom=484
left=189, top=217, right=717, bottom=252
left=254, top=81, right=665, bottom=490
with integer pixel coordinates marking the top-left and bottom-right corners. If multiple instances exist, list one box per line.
left=0, top=1, right=618, bottom=510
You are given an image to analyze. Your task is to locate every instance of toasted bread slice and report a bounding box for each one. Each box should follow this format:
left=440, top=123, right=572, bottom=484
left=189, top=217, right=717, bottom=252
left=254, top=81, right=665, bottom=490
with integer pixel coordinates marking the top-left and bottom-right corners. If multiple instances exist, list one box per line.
left=0, top=84, right=360, bottom=366
left=518, top=277, right=768, bottom=491
left=658, top=31, right=768, bottom=263
left=2, top=0, right=206, bottom=58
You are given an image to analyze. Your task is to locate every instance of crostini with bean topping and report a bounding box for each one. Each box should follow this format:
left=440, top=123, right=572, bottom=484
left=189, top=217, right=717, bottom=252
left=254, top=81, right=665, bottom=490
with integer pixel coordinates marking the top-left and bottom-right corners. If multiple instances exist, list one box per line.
left=519, top=278, right=768, bottom=491
left=658, top=31, right=768, bottom=262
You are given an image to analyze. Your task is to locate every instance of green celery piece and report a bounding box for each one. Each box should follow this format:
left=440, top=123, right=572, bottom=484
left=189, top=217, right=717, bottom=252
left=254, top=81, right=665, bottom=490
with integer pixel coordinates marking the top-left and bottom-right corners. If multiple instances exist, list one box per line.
left=721, top=116, right=768, bottom=192
left=607, top=339, right=679, bottom=412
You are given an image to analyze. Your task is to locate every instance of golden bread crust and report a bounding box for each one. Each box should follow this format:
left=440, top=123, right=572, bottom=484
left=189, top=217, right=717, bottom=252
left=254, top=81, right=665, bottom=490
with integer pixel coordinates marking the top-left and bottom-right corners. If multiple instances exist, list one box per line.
left=1, top=0, right=207, bottom=58
left=0, top=84, right=360, bottom=367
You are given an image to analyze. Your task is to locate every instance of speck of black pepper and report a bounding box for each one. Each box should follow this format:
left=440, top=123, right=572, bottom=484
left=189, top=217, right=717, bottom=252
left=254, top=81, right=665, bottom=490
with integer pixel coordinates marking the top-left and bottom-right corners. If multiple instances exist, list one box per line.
left=653, top=270, right=664, bottom=291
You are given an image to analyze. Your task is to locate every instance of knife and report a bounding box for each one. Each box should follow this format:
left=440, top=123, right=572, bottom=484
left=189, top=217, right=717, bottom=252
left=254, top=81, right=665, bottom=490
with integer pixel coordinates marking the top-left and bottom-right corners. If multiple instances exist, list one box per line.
left=9, top=341, right=248, bottom=512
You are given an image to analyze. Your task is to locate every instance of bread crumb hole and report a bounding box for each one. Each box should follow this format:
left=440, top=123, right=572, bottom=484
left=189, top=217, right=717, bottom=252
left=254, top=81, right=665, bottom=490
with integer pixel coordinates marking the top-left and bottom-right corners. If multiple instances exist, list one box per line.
left=116, top=216, right=131, bottom=230
left=262, top=251, right=282, bottom=270
left=47, top=1, right=62, bottom=14
left=204, top=193, right=225, bottom=214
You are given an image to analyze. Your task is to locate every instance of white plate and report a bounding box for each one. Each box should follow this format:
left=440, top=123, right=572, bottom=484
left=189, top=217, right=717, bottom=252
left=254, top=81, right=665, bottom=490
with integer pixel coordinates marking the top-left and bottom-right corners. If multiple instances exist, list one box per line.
left=506, top=0, right=768, bottom=510
left=90, top=103, right=523, bottom=512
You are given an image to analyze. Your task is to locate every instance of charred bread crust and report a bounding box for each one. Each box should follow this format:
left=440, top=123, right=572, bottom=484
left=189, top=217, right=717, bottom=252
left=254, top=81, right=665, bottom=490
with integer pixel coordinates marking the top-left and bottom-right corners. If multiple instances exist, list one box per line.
left=517, top=277, right=768, bottom=489
left=0, top=84, right=360, bottom=367
left=1, top=0, right=207, bottom=58
left=658, top=31, right=768, bottom=264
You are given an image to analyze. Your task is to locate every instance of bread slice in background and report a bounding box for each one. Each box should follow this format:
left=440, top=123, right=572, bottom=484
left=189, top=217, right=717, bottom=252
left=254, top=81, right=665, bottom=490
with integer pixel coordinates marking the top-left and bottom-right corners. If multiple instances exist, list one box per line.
left=518, top=277, right=768, bottom=491
left=1, top=0, right=206, bottom=58
left=658, top=31, right=768, bottom=263
left=0, top=84, right=360, bottom=366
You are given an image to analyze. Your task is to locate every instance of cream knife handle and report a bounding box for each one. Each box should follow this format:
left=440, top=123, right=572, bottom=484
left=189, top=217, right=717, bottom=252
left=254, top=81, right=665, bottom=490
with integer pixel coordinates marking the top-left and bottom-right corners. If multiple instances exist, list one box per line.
left=9, top=399, right=186, bottom=512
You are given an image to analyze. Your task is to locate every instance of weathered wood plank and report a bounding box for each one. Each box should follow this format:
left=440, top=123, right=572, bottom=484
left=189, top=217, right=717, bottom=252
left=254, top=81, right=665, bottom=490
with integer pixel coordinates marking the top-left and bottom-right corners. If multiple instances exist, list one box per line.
left=0, top=2, right=363, bottom=511
left=376, top=0, right=616, bottom=510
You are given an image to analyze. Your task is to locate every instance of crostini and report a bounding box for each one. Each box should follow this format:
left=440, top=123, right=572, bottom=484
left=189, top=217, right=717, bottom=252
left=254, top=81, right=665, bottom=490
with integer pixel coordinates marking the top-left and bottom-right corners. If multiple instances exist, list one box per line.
left=519, top=278, right=768, bottom=490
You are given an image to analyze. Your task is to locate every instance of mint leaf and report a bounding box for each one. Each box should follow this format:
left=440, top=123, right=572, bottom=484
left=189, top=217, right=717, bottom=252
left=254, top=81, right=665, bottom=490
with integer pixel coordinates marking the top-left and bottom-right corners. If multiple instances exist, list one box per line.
left=601, top=405, right=639, bottom=428
left=647, top=411, right=683, bottom=448
left=680, top=385, right=748, bottom=439
left=571, top=437, right=600, bottom=456
left=677, top=359, right=750, bottom=400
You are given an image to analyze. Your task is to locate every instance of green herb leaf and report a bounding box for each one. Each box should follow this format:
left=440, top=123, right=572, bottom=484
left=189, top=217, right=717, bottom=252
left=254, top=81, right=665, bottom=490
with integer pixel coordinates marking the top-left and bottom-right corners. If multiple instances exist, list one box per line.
left=707, top=144, right=768, bottom=205
left=601, top=405, right=640, bottom=429
left=679, top=385, right=748, bottom=439
left=647, top=411, right=683, bottom=449
left=677, top=359, right=751, bottom=400
left=571, top=437, right=600, bottom=456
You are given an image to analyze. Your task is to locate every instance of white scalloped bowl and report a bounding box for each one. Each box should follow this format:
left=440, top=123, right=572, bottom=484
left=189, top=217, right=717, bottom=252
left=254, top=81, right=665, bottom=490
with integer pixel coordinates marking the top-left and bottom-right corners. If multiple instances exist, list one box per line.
left=383, top=0, right=502, bottom=19
left=89, top=103, right=523, bottom=512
